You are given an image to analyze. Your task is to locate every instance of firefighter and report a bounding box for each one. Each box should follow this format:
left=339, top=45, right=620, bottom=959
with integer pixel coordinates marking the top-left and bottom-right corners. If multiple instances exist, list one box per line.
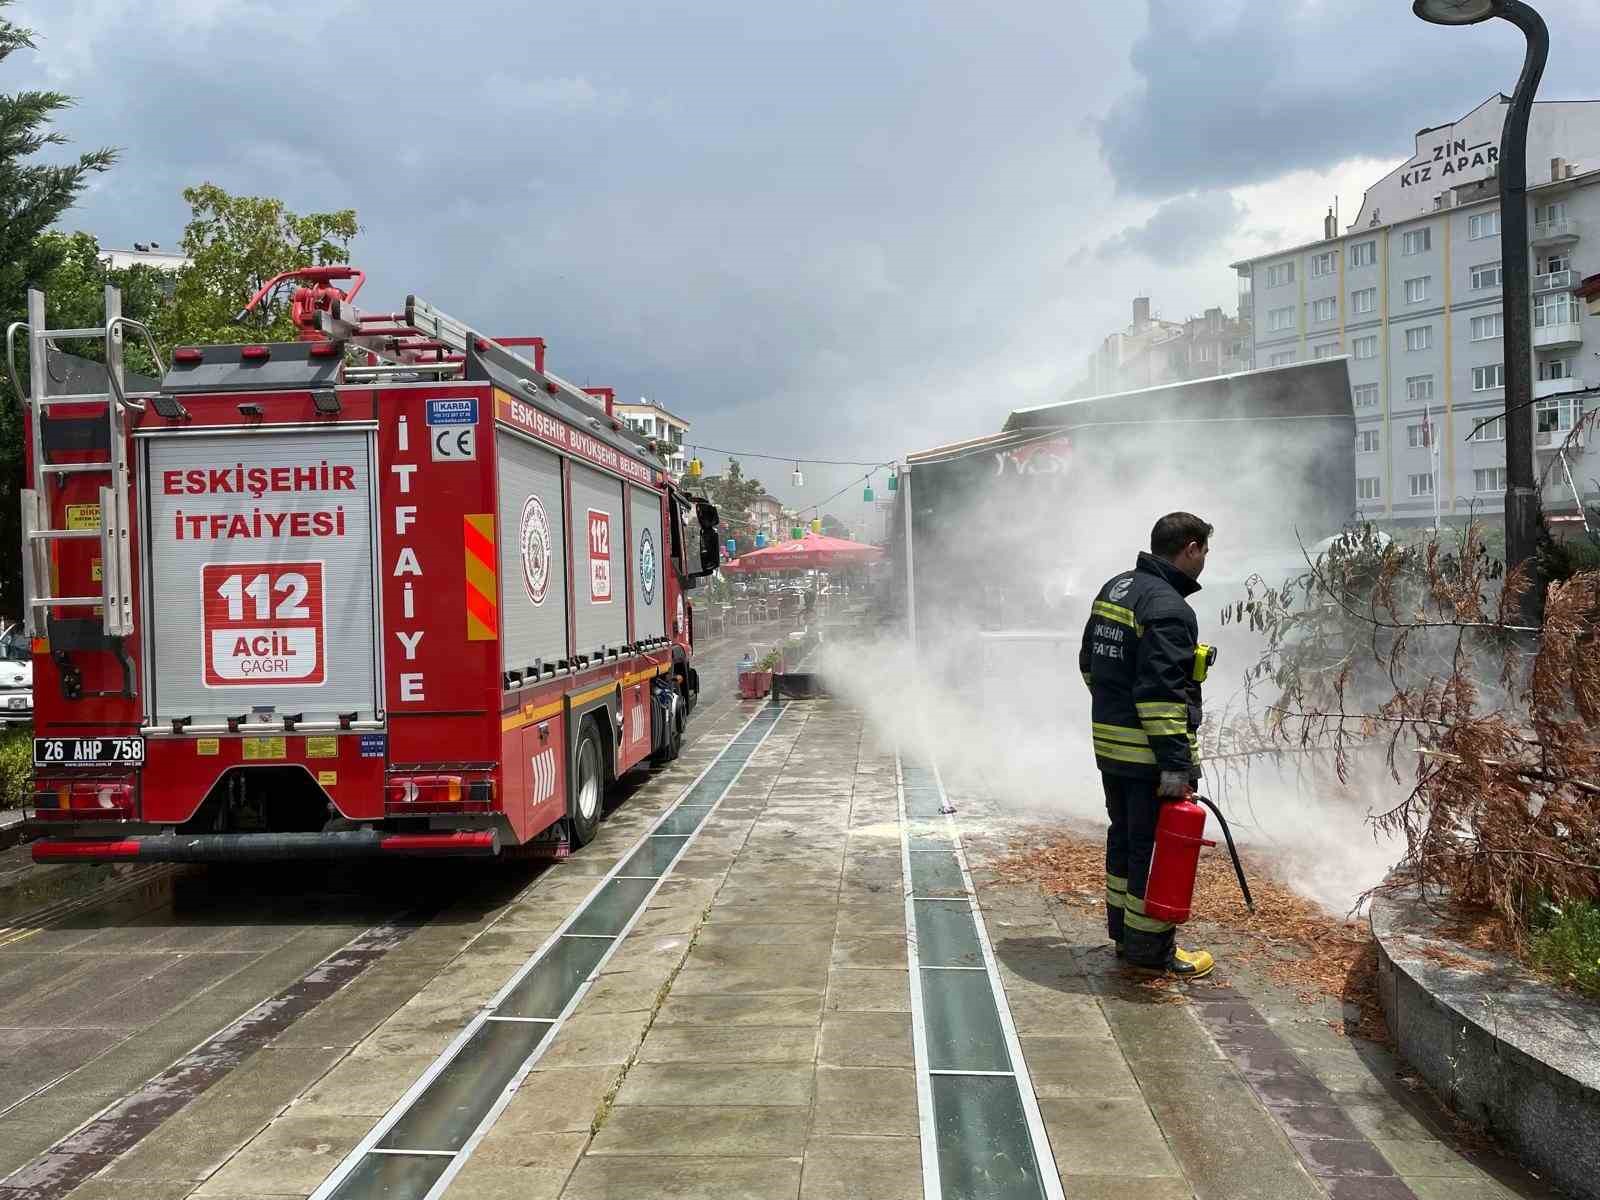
left=1079, top=512, right=1214, bottom=978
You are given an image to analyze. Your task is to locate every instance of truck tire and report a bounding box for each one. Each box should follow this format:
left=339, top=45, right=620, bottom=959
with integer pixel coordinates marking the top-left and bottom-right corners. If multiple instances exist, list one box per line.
left=651, top=693, right=685, bottom=766
left=569, top=721, right=604, bottom=848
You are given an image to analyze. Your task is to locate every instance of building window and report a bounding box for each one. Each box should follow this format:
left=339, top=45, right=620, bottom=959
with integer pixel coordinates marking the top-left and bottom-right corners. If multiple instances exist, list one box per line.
left=1534, top=293, right=1580, bottom=328
left=1357, top=429, right=1380, bottom=453
left=1470, top=262, right=1501, bottom=290
left=1312, top=297, right=1337, bottom=322
left=1197, top=343, right=1214, bottom=362
left=1312, top=251, right=1337, bottom=277
left=1266, top=262, right=1295, bottom=288
left=1352, top=335, right=1378, bottom=360
left=1314, top=343, right=1340, bottom=359
left=1267, top=306, right=1295, bottom=333
left=1536, top=395, right=1581, bottom=437
left=1468, top=415, right=1505, bottom=442
left=1406, top=375, right=1435, bottom=403
left=1539, top=358, right=1575, bottom=381
left=1467, top=211, right=1500, bottom=240
left=1473, top=467, right=1508, bottom=494
left=1541, top=252, right=1571, bottom=274
left=1404, top=276, right=1430, bottom=304
left=1535, top=201, right=1568, bottom=225
left=1269, top=350, right=1296, bottom=367
left=1470, top=313, right=1503, bottom=341
left=1471, top=364, right=1504, bottom=391
left=1405, top=325, right=1431, bottom=352
left=1353, top=383, right=1380, bottom=408
left=1409, top=472, right=1435, bottom=497
left=1357, top=476, right=1382, bottom=501
left=1352, top=286, right=1377, bottom=314
left=1350, top=240, right=1377, bottom=268
left=1401, top=228, right=1431, bottom=256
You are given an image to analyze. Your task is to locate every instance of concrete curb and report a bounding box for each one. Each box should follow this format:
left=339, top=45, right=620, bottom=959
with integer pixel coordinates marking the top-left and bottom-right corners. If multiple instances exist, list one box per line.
left=0, top=808, right=30, bottom=851
left=1372, top=880, right=1600, bottom=1200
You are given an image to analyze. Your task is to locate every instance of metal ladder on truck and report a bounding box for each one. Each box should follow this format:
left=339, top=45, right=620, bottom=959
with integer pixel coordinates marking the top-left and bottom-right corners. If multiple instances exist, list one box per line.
left=4, top=285, right=165, bottom=697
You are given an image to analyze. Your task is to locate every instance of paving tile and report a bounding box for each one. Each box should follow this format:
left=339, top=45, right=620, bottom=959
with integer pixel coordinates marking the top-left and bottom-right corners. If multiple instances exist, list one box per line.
left=443, top=1160, right=567, bottom=1199
left=654, top=992, right=824, bottom=1027
left=588, top=1104, right=809, bottom=1156
left=1056, top=1179, right=1196, bottom=1200
left=469, top=1127, right=588, bottom=1170
left=697, top=923, right=836, bottom=948
left=637, top=1025, right=818, bottom=1064
left=1372, top=1139, right=1493, bottom=1178
left=615, top=1064, right=814, bottom=1106
left=826, top=967, right=911, bottom=1013
left=818, top=1011, right=912, bottom=1068
left=538, top=1012, right=654, bottom=1069
left=292, top=1052, right=435, bottom=1118
left=811, top=1066, right=919, bottom=1137
left=831, top=934, right=908, bottom=969
left=193, top=1114, right=370, bottom=1196
left=1292, top=1137, right=1399, bottom=1178
left=1038, top=1097, right=1183, bottom=1177
left=489, top=1066, right=619, bottom=1134
left=1017, top=1036, right=1142, bottom=1098
left=564, top=1150, right=792, bottom=1194
left=798, top=1134, right=921, bottom=1200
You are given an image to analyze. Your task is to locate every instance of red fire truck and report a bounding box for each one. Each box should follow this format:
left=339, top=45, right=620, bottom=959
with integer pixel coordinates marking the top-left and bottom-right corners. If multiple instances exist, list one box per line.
left=9, top=268, right=721, bottom=862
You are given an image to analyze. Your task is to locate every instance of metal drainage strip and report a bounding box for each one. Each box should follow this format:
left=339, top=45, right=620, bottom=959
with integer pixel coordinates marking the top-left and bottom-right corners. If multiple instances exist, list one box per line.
left=898, top=755, right=1066, bottom=1200
left=309, top=703, right=788, bottom=1200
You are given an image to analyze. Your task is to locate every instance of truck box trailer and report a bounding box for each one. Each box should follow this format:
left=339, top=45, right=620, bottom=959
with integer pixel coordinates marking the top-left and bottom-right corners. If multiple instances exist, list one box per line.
left=10, top=269, right=721, bottom=862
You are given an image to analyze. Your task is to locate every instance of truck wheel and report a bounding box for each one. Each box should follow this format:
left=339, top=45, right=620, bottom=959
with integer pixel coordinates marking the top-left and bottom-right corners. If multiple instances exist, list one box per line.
left=569, top=721, right=603, bottom=848
left=652, top=694, right=685, bottom=766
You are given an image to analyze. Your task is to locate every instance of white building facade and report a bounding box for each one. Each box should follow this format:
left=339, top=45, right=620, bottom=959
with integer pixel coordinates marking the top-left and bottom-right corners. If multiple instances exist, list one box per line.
left=1234, top=97, right=1600, bottom=525
left=615, top=397, right=690, bottom=476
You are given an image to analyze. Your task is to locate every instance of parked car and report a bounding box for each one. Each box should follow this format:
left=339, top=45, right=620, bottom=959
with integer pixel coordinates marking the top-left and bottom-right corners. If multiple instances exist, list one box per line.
left=0, top=623, right=32, bottom=723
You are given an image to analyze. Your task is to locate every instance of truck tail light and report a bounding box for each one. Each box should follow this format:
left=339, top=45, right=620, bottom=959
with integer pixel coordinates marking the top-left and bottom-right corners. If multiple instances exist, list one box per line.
left=37, top=781, right=134, bottom=815
left=308, top=341, right=342, bottom=357
left=385, top=775, right=496, bottom=811
left=173, top=347, right=202, bottom=364
left=240, top=345, right=271, bottom=361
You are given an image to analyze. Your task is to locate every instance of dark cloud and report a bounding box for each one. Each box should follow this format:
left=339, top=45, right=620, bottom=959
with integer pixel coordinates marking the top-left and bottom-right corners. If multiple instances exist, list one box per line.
left=1098, top=0, right=1600, bottom=197
left=1084, top=191, right=1244, bottom=264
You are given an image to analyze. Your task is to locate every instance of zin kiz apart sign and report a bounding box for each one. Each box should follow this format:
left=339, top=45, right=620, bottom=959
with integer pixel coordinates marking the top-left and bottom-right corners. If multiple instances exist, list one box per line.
left=1400, top=136, right=1498, bottom=189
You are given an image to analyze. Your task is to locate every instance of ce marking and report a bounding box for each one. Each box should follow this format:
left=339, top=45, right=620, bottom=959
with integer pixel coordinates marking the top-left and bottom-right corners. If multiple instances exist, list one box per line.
left=431, top=424, right=476, bottom=462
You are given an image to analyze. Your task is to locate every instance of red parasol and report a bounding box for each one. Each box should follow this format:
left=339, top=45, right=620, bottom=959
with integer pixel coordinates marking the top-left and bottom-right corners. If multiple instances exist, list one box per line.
left=722, top=531, right=883, bottom=572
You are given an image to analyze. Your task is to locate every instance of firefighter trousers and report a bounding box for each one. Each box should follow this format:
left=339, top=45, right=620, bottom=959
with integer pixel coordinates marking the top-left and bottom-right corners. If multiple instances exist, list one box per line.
left=1103, top=772, right=1176, bottom=966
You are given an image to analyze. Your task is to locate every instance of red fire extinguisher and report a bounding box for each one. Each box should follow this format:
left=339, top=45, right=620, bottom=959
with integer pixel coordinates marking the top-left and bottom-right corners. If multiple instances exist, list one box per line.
left=1145, top=793, right=1254, bottom=925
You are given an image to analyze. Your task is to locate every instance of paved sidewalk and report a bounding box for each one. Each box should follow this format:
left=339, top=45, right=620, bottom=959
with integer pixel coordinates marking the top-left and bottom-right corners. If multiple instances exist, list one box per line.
left=28, top=689, right=1566, bottom=1200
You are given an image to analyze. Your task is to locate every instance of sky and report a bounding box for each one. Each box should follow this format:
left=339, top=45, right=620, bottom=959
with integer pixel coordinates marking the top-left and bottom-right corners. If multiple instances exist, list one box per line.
left=12, top=0, right=1600, bottom=532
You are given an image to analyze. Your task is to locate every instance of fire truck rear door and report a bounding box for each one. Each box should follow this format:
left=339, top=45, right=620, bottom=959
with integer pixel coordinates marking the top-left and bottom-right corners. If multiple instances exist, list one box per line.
left=142, top=428, right=381, bottom=727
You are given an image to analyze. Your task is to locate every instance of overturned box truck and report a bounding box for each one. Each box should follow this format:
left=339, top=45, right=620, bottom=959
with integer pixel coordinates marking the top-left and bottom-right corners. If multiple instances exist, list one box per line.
left=888, top=358, right=1358, bottom=693
left=11, top=269, right=721, bottom=862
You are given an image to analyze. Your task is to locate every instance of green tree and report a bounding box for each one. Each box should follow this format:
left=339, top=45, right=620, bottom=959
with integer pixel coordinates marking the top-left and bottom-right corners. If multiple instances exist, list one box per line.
left=153, top=183, right=358, bottom=350
left=0, top=0, right=118, bottom=618
left=36, top=231, right=167, bottom=374
left=819, top=513, right=850, bottom=539
left=683, top=458, right=767, bottom=554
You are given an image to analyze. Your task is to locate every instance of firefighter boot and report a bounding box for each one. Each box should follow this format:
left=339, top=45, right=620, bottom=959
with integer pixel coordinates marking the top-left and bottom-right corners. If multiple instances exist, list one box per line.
left=1165, top=946, right=1214, bottom=979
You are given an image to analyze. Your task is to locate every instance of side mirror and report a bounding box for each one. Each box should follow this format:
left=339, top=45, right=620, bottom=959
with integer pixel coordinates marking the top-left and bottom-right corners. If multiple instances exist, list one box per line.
left=694, top=500, right=720, bottom=576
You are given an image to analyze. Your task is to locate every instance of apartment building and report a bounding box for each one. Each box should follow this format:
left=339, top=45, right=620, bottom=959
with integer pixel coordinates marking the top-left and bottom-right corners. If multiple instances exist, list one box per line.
left=615, top=396, right=690, bottom=475
left=1233, top=96, right=1600, bottom=525
left=1072, top=297, right=1249, bottom=398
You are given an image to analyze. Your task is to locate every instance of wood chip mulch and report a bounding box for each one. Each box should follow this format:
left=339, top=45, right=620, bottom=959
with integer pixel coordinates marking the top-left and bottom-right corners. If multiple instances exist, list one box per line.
left=992, top=827, right=1388, bottom=1040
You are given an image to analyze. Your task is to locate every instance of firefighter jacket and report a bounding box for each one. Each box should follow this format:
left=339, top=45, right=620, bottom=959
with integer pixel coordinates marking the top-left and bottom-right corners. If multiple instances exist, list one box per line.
left=1079, top=551, right=1202, bottom=779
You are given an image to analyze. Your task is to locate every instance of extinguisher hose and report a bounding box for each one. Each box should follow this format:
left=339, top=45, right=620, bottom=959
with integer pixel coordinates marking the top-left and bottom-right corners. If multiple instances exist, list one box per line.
left=1191, top=794, right=1255, bottom=914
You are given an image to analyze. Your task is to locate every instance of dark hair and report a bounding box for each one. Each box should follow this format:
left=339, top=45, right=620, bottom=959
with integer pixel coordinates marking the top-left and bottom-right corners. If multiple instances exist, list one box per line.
left=1151, top=512, right=1213, bottom=559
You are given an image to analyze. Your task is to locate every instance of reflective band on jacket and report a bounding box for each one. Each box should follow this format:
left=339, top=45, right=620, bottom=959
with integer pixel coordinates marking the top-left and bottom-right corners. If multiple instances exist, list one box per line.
left=1093, top=740, right=1157, bottom=765
left=1135, top=701, right=1185, bottom=719
left=1093, top=722, right=1150, bottom=745
left=1123, top=891, right=1175, bottom=933
left=1091, top=600, right=1143, bottom=634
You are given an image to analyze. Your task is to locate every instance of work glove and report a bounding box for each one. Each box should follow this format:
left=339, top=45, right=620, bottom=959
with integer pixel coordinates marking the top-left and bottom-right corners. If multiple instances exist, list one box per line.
left=1156, top=770, right=1191, bottom=799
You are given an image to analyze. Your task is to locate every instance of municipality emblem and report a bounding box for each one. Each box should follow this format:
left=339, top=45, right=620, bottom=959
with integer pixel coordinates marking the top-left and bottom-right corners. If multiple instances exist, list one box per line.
left=520, top=495, right=552, bottom=606
left=1108, top=575, right=1133, bottom=603
left=639, top=527, right=657, bottom=605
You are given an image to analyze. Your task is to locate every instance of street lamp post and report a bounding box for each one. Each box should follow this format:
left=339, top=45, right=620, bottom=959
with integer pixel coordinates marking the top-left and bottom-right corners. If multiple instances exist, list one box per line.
left=1413, top=0, right=1548, bottom=614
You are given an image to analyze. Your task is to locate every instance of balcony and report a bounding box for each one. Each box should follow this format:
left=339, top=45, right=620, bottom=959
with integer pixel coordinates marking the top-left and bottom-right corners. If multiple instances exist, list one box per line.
left=1535, top=268, right=1573, bottom=292
left=1533, top=322, right=1583, bottom=349
left=1536, top=422, right=1585, bottom=451
left=1531, top=218, right=1579, bottom=245
left=1535, top=375, right=1586, bottom=399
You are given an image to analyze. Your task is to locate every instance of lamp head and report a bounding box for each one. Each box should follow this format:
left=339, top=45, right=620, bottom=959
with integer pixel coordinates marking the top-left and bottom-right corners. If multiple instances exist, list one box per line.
left=1412, top=0, right=1498, bottom=24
